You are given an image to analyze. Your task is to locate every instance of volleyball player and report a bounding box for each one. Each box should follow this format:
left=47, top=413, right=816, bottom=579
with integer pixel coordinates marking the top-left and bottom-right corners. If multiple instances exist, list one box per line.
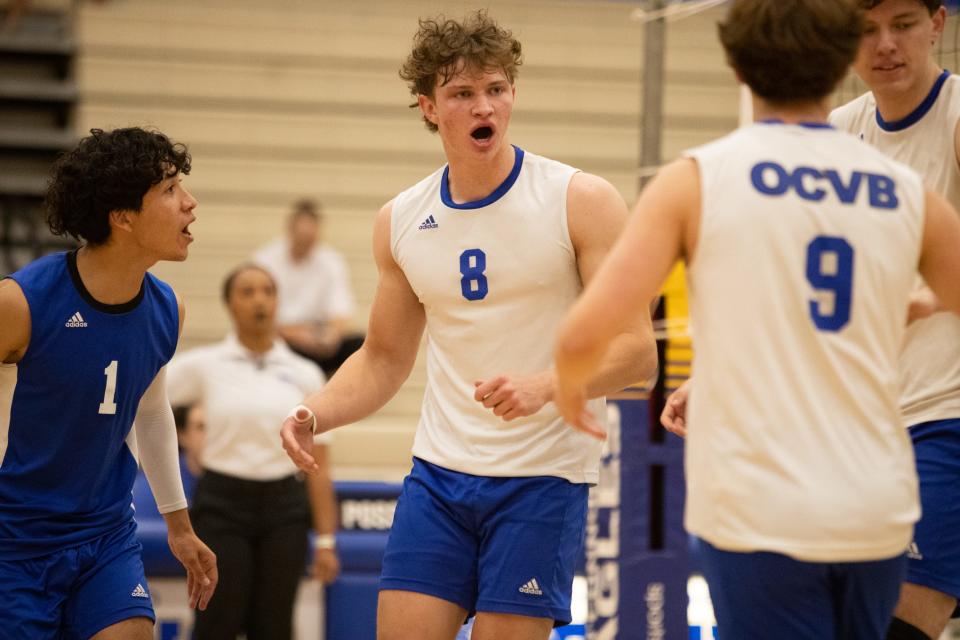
left=0, top=127, right=217, bottom=639
left=831, top=2, right=960, bottom=637
left=281, top=10, right=657, bottom=640
left=665, top=3, right=960, bottom=637
left=554, top=1, right=960, bottom=638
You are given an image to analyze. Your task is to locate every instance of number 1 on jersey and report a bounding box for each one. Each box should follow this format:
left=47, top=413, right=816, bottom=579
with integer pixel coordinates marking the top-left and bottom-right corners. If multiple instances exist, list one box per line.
left=460, top=249, right=488, bottom=301
left=99, top=360, right=118, bottom=415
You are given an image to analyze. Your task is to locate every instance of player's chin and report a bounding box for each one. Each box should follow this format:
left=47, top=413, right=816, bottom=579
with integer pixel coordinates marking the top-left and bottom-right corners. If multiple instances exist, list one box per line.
left=163, top=246, right=190, bottom=262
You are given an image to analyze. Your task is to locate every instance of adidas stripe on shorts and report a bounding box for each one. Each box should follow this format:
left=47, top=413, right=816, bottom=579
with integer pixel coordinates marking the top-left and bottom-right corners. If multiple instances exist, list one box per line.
left=379, top=457, right=587, bottom=626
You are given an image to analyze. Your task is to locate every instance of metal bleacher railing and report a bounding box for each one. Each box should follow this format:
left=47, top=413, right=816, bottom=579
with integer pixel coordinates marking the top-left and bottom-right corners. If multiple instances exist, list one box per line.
left=0, top=3, right=77, bottom=276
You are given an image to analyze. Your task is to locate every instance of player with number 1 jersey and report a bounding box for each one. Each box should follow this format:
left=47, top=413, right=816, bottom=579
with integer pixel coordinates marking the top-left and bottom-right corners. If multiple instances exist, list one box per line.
left=0, top=127, right=217, bottom=640
left=1, top=250, right=178, bottom=554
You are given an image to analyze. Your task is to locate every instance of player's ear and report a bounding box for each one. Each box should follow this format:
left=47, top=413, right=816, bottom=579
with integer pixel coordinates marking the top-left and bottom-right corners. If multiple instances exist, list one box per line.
left=931, top=6, right=947, bottom=43
left=418, top=94, right=439, bottom=127
left=109, top=209, right=135, bottom=233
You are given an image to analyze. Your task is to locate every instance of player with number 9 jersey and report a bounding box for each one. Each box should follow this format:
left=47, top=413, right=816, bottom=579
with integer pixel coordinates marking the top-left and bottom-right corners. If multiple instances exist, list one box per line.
left=681, top=122, right=924, bottom=559
left=554, top=1, right=960, bottom=638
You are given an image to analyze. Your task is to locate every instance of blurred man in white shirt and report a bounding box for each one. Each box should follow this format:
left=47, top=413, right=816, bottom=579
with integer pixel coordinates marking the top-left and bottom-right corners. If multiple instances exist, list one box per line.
left=254, top=199, right=363, bottom=376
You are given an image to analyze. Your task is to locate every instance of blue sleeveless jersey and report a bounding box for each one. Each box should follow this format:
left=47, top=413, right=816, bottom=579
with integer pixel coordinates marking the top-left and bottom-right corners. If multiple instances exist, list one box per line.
left=0, top=251, right=179, bottom=559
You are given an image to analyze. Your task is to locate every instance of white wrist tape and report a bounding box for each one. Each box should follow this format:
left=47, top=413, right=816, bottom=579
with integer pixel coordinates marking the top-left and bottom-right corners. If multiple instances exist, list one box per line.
left=314, top=534, right=336, bottom=550
left=289, top=404, right=317, bottom=434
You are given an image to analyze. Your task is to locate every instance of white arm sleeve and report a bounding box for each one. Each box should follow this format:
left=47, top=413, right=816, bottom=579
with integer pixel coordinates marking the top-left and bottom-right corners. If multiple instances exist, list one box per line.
left=134, top=366, right=188, bottom=514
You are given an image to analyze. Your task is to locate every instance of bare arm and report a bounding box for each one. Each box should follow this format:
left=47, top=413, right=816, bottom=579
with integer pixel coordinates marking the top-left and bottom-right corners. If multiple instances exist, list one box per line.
left=0, top=279, right=30, bottom=364
left=282, top=202, right=426, bottom=472
left=919, top=188, right=960, bottom=316
left=554, top=159, right=700, bottom=437
left=566, top=171, right=659, bottom=396
left=303, top=202, right=425, bottom=427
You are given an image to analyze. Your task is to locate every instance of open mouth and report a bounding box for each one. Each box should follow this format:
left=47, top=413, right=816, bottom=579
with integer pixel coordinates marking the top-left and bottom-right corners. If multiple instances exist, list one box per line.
left=471, top=126, right=494, bottom=141
left=181, top=223, right=193, bottom=238
left=874, top=63, right=904, bottom=72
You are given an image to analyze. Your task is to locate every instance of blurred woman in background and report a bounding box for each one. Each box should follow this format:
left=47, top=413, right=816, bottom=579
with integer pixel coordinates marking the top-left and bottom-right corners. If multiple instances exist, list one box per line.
left=167, top=263, right=339, bottom=640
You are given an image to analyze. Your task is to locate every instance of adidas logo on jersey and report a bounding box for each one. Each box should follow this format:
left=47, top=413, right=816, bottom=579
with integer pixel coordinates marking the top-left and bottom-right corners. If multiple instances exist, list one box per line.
left=907, top=542, right=923, bottom=560
left=418, top=214, right=439, bottom=230
left=65, top=312, right=87, bottom=328
left=131, top=583, right=149, bottom=599
left=518, top=578, right=543, bottom=596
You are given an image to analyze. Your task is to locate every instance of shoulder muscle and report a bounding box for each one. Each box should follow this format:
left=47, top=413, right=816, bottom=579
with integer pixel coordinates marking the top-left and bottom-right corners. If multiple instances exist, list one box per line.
left=0, top=279, right=30, bottom=363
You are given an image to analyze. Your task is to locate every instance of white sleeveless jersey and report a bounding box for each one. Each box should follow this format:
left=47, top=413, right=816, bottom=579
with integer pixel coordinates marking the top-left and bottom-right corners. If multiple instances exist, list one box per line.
left=391, top=147, right=604, bottom=483
left=684, top=122, right=923, bottom=561
left=830, top=72, right=960, bottom=427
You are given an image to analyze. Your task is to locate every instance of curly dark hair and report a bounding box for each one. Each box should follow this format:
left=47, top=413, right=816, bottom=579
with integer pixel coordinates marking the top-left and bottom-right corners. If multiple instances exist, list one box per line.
left=719, top=0, right=864, bottom=104
left=399, top=10, right=523, bottom=132
left=44, top=127, right=192, bottom=246
left=858, top=0, right=942, bottom=12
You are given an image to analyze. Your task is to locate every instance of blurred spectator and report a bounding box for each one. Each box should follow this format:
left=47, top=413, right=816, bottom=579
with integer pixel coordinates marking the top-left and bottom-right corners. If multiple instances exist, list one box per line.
left=172, top=404, right=204, bottom=499
left=254, top=199, right=363, bottom=377
left=167, top=263, right=339, bottom=640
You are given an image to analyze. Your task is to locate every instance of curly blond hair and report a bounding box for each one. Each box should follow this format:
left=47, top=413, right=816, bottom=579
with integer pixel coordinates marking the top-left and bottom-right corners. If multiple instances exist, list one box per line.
left=399, top=10, right=523, bottom=131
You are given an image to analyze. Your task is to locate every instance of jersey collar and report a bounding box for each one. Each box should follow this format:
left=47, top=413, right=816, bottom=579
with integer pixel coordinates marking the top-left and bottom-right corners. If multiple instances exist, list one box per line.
left=875, top=69, right=951, bottom=132
left=440, top=145, right=525, bottom=210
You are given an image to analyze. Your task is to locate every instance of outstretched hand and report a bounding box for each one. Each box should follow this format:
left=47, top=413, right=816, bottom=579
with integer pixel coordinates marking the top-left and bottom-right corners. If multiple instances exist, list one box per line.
left=281, top=406, right=320, bottom=475
left=660, top=378, right=691, bottom=438
left=168, top=531, right=218, bottom=610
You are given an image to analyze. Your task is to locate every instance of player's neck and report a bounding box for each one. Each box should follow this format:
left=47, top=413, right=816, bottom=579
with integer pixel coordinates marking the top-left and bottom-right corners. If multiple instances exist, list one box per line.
left=75, top=244, right=150, bottom=305
left=752, top=95, right=829, bottom=125
left=443, top=140, right=516, bottom=204
left=871, top=61, right=944, bottom=123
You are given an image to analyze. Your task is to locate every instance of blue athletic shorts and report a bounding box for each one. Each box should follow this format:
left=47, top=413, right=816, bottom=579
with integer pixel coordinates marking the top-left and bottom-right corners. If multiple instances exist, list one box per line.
left=0, top=520, right=155, bottom=639
left=906, top=418, right=960, bottom=602
left=698, top=539, right=905, bottom=640
left=379, top=457, right=588, bottom=626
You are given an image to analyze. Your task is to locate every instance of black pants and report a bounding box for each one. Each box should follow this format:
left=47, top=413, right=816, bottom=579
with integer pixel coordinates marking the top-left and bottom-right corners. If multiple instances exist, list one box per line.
left=190, top=470, right=310, bottom=640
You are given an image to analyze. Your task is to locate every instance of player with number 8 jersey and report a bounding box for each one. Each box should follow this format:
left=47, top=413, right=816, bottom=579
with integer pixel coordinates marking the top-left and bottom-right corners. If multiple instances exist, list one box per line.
left=279, top=11, right=657, bottom=640
left=391, top=146, right=605, bottom=480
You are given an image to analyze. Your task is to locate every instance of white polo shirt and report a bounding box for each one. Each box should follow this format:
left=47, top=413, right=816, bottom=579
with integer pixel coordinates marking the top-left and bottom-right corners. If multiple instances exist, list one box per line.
left=254, top=240, right=356, bottom=326
left=166, top=334, right=330, bottom=481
